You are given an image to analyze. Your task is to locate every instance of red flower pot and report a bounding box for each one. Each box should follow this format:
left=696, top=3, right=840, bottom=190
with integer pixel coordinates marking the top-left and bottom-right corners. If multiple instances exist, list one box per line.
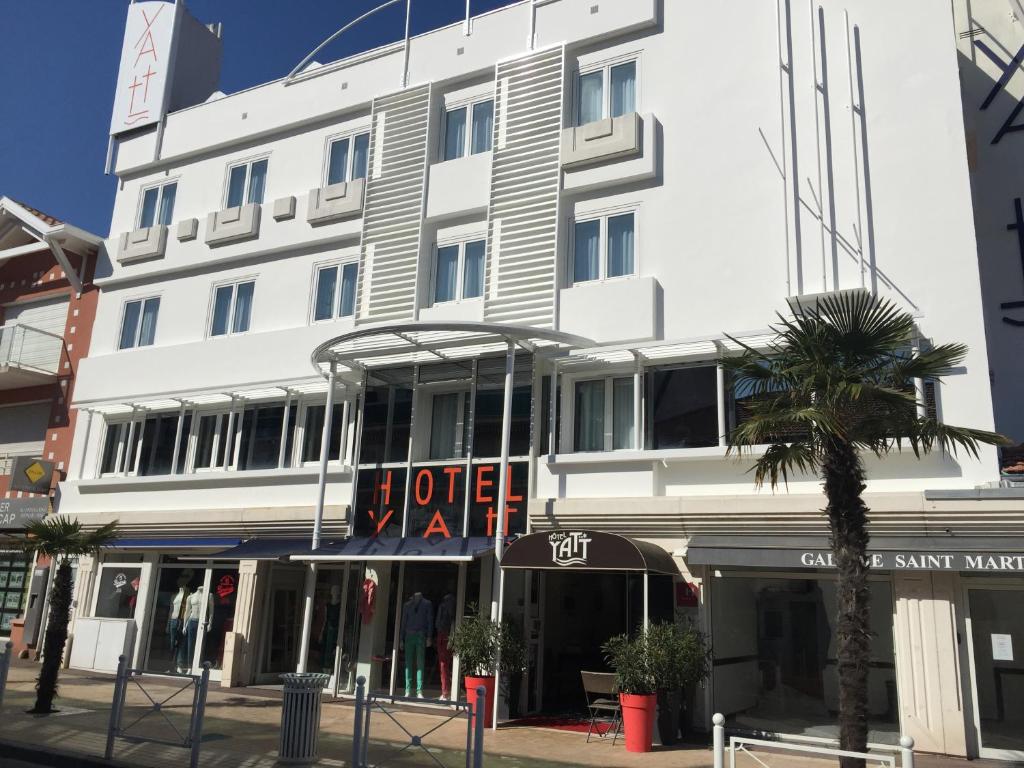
left=465, top=675, right=495, bottom=729
left=620, top=693, right=657, bottom=752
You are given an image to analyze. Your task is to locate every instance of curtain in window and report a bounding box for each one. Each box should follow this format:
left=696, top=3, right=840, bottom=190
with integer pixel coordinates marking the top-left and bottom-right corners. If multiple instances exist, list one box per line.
left=607, top=213, right=635, bottom=277
left=610, top=61, right=636, bottom=117
left=328, top=138, right=350, bottom=185
left=139, top=298, right=160, bottom=346
left=462, top=240, right=485, bottom=298
left=578, top=71, right=604, bottom=124
left=471, top=101, right=494, bottom=154
left=233, top=282, right=255, bottom=333
left=340, top=263, right=358, bottom=317
left=574, top=220, right=600, bottom=282
left=430, top=393, right=461, bottom=459
left=444, top=108, right=467, bottom=161
left=211, top=285, right=233, bottom=336
left=226, top=165, right=247, bottom=208
left=612, top=377, right=634, bottom=449
left=574, top=380, right=605, bottom=452
left=352, top=134, right=370, bottom=180
left=140, top=187, right=159, bottom=228
left=435, top=245, right=459, bottom=302
left=247, top=159, right=268, bottom=204
left=314, top=266, right=338, bottom=321
left=158, top=183, right=176, bottom=226
left=119, top=301, right=142, bottom=349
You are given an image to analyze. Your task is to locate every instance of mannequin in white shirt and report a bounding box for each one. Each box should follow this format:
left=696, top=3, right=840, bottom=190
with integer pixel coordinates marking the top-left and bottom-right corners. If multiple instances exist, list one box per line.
left=168, top=586, right=190, bottom=672
left=184, top=586, right=213, bottom=667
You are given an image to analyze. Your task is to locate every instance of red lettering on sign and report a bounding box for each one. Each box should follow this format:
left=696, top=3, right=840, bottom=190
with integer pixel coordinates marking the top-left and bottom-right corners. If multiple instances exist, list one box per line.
left=475, top=465, right=494, bottom=502
left=133, top=6, right=165, bottom=67
left=485, top=505, right=519, bottom=537
left=443, top=466, right=462, bottom=503
left=373, top=470, right=393, bottom=506
left=506, top=465, right=523, bottom=502
left=423, top=511, right=452, bottom=538
left=414, top=469, right=434, bottom=505
left=367, top=509, right=394, bottom=536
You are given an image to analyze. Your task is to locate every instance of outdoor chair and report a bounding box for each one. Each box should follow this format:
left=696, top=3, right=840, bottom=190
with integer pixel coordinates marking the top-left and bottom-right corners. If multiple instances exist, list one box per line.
left=580, top=671, right=622, bottom=744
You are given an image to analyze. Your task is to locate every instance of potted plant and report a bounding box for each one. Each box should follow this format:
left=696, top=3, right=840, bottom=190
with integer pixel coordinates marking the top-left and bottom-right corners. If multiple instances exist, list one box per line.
left=447, top=606, right=526, bottom=727
left=646, top=621, right=711, bottom=746
left=602, top=629, right=658, bottom=752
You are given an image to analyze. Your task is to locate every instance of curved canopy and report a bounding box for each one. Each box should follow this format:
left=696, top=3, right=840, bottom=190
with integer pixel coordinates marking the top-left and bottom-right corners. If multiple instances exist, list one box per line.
left=501, top=530, right=679, bottom=575
left=311, top=321, right=593, bottom=375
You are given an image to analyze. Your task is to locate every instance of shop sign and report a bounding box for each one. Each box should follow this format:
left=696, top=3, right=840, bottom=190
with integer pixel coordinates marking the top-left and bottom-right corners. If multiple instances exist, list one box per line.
left=693, top=545, right=1024, bottom=572
left=549, top=531, right=592, bottom=566
left=9, top=457, right=54, bottom=494
left=0, top=498, right=49, bottom=529
left=353, top=461, right=527, bottom=539
left=109, top=1, right=178, bottom=135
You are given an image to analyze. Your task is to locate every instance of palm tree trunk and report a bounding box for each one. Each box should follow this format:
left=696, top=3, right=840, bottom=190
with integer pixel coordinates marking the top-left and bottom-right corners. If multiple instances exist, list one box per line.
left=32, top=556, right=71, bottom=713
left=822, top=438, right=871, bottom=768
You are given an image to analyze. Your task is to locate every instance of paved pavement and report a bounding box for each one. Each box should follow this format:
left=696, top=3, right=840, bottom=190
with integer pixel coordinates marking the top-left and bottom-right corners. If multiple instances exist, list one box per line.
left=0, top=660, right=1015, bottom=767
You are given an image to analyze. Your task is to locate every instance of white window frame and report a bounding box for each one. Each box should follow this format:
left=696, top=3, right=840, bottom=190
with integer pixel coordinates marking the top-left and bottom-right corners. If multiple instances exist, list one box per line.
left=186, top=409, right=233, bottom=473
left=98, top=420, right=133, bottom=477
left=136, top=179, right=178, bottom=229
left=310, top=260, right=360, bottom=323
left=431, top=237, right=487, bottom=305
left=117, top=295, right=160, bottom=350
left=296, top=398, right=349, bottom=468
left=570, top=374, right=634, bottom=452
left=423, top=386, right=471, bottom=461
left=569, top=208, right=638, bottom=285
left=575, top=55, right=640, bottom=126
left=223, top=156, right=269, bottom=208
left=207, top=278, right=256, bottom=338
left=322, top=131, right=371, bottom=187
left=441, top=97, right=495, bottom=161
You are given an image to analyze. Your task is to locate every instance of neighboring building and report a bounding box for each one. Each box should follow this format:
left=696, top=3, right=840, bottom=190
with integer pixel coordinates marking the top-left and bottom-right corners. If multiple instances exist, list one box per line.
left=0, top=196, right=102, bottom=653
left=57, top=0, right=1023, bottom=761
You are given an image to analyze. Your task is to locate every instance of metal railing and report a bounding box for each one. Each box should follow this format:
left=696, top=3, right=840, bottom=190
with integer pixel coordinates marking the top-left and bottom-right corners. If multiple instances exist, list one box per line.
left=350, top=676, right=485, bottom=768
left=712, top=714, right=915, bottom=768
left=104, top=655, right=211, bottom=768
left=0, top=323, right=64, bottom=376
left=0, top=641, right=13, bottom=707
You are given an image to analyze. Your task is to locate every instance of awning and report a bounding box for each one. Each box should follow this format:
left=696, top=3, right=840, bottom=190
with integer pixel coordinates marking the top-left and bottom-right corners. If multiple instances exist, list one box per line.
left=179, top=537, right=328, bottom=561
left=291, top=536, right=494, bottom=562
left=108, top=537, right=241, bottom=549
left=501, top=530, right=679, bottom=575
left=685, top=535, right=1024, bottom=573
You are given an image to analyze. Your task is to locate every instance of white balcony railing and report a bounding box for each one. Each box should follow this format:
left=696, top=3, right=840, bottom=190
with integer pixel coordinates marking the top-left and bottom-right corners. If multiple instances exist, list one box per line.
left=0, top=323, right=64, bottom=377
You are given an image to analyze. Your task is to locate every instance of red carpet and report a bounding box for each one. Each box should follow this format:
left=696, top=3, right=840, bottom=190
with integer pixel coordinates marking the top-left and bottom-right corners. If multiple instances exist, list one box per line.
left=506, top=715, right=616, bottom=735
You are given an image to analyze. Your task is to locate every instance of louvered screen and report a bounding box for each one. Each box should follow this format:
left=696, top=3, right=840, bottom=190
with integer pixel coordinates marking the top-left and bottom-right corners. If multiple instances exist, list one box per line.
left=356, top=84, right=432, bottom=324
left=483, top=46, right=566, bottom=329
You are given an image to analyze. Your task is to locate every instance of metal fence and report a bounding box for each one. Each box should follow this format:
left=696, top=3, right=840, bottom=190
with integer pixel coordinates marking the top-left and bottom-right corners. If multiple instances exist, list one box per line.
left=712, top=714, right=916, bottom=768
left=350, top=676, right=485, bottom=768
left=104, top=655, right=211, bottom=768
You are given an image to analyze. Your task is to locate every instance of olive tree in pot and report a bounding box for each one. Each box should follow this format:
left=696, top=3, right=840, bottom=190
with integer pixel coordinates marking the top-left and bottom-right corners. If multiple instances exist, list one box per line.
left=646, top=621, right=711, bottom=746
left=447, top=607, right=526, bottom=727
left=602, top=628, right=658, bottom=753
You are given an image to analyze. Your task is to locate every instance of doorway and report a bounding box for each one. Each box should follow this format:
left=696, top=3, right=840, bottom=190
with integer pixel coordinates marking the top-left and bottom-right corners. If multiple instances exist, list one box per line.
left=259, top=567, right=306, bottom=681
left=965, top=584, right=1024, bottom=761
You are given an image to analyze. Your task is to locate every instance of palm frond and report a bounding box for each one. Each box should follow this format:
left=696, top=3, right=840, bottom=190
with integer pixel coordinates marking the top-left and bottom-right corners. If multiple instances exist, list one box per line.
left=750, top=442, right=820, bottom=489
left=22, top=517, right=120, bottom=559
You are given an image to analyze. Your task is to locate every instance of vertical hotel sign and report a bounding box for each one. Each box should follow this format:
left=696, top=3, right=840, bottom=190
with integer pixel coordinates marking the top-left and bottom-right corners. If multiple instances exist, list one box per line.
left=109, top=1, right=180, bottom=135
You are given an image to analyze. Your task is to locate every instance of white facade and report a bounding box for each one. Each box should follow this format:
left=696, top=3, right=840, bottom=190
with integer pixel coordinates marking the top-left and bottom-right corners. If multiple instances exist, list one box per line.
left=60, top=0, right=1024, bottom=760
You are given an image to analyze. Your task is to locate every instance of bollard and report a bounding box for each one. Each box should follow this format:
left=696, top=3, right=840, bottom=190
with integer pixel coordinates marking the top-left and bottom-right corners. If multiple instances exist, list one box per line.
left=0, top=640, right=13, bottom=707
left=189, top=663, right=211, bottom=768
left=472, top=686, right=485, bottom=768
left=351, top=676, right=366, bottom=768
left=104, top=655, right=127, bottom=760
left=900, top=735, right=915, bottom=768
left=712, top=713, right=725, bottom=768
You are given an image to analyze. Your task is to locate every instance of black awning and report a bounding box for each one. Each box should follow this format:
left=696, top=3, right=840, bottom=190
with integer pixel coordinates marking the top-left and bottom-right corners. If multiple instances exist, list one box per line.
left=500, top=530, right=679, bottom=575
left=292, top=536, right=494, bottom=562
left=179, top=537, right=325, bottom=561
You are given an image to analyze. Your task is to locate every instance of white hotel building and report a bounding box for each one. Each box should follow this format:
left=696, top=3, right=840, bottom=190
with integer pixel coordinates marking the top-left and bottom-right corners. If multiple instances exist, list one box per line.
left=58, top=0, right=1024, bottom=760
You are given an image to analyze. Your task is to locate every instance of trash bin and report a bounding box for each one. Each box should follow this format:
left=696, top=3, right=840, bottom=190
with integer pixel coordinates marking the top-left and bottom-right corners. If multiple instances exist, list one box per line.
left=278, top=673, right=331, bottom=764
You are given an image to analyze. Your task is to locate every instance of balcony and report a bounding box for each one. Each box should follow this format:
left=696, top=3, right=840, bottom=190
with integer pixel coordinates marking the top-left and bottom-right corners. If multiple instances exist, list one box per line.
left=0, top=323, right=65, bottom=390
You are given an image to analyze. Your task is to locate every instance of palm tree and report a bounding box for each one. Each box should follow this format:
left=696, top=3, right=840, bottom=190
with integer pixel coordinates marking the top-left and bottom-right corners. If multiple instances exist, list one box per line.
left=19, top=517, right=118, bottom=714
left=720, top=292, right=1006, bottom=767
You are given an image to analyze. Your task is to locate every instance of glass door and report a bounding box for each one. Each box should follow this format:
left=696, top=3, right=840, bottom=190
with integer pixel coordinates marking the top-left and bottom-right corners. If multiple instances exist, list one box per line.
left=966, top=585, right=1024, bottom=760
left=259, top=567, right=306, bottom=681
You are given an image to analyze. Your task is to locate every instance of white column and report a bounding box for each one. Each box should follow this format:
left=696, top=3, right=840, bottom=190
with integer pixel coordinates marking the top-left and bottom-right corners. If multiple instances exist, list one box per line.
left=633, top=357, right=643, bottom=450
left=347, top=371, right=367, bottom=537
left=462, top=360, right=478, bottom=538
left=716, top=362, right=727, bottom=447
left=547, top=361, right=558, bottom=457
left=277, top=392, right=293, bottom=468
left=170, top=403, right=186, bottom=475
left=401, top=365, right=419, bottom=538
left=643, top=572, right=650, bottom=630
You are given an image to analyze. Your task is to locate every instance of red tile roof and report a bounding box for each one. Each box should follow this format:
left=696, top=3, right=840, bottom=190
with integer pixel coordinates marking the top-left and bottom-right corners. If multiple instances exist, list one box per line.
left=8, top=199, right=62, bottom=227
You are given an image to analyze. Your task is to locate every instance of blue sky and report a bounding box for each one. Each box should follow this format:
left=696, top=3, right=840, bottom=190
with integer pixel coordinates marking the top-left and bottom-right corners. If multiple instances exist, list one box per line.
left=0, top=0, right=518, bottom=236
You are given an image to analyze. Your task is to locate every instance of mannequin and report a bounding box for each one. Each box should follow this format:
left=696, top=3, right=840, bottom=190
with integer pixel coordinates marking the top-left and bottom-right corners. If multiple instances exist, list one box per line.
left=320, top=584, right=342, bottom=673
left=184, top=584, right=212, bottom=669
left=400, top=591, right=433, bottom=698
left=435, top=591, right=457, bottom=699
left=168, top=585, right=190, bottom=672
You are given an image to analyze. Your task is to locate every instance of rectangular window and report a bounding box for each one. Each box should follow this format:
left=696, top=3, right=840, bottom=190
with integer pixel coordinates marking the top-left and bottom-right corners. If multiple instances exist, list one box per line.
left=300, top=403, right=344, bottom=464
left=225, top=158, right=268, bottom=207
left=573, top=376, right=634, bottom=452
left=326, top=132, right=371, bottom=185
left=429, top=392, right=465, bottom=460
left=359, top=386, right=414, bottom=464
left=313, top=263, right=359, bottom=321
left=118, top=297, right=160, bottom=350
left=646, top=365, right=718, bottom=449
left=443, top=99, right=494, bottom=161
left=99, top=423, right=127, bottom=475
left=210, top=281, right=255, bottom=337
left=577, top=59, right=637, bottom=125
left=235, top=403, right=294, bottom=471
left=138, top=182, right=177, bottom=228
left=136, top=413, right=191, bottom=476
left=572, top=212, right=635, bottom=284
left=473, top=385, right=531, bottom=458
left=433, top=239, right=486, bottom=304
left=193, top=414, right=228, bottom=470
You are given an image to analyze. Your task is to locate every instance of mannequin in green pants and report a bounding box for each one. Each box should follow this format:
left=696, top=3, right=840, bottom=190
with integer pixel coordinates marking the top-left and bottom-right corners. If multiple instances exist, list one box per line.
left=400, top=591, right=433, bottom=697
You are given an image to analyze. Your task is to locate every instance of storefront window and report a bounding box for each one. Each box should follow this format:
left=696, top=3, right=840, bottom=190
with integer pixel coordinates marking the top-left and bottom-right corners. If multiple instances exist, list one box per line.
left=711, top=575, right=899, bottom=744
left=393, top=562, right=459, bottom=698
left=967, top=587, right=1024, bottom=754
left=306, top=569, right=346, bottom=675
left=472, top=386, right=530, bottom=458
left=94, top=565, right=143, bottom=619
left=200, top=567, right=239, bottom=670
left=146, top=566, right=204, bottom=672
left=360, top=386, right=413, bottom=464
left=0, top=552, right=29, bottom=633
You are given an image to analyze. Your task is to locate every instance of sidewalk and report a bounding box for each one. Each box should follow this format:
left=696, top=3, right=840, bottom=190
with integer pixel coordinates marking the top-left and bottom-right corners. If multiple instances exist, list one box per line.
left=0, top=660, right=1011, bottom=768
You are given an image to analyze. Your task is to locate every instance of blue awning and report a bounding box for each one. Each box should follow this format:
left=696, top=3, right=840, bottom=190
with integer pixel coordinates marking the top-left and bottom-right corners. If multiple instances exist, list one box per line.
left=108, top=537, right=241, bottom=549
left=292, top=536, right=494, bottom=562
left=181, top=537, right=335, bottom=561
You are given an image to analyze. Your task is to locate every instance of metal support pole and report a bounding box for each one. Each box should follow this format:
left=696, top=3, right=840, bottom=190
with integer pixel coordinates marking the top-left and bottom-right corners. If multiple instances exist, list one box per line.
left=716, top=360, right=727, bottom=447
left=633, top=356, right=642, bottom=450
left=348, top=369, right=368, bottom=537
left=473, top=685, right=486, bottom=767
left=547, top=362, right=558, bottom=457
left=189, top=663, right=211, bottom=768
left=401, top=0, right=412, bottom=88
left=463, top=360, right=478, bottom=538
left=105, top=655, right=127, bottom=759
left=401, top=365, right=419, bottom=538
left=712, top=713, right=725, bottom=768
left=494, top=343, right=515, bottom=565
left=900, top=735, right=915, bottom=768
left=352, top=676, right=366, bottom=768
left=278, top=392, right=293, bottom=468
left=170, top=404, right=186, bottom=475
left=643, top=571, right=649, bottom=630
left=464, top=0, right=471, bottom=35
